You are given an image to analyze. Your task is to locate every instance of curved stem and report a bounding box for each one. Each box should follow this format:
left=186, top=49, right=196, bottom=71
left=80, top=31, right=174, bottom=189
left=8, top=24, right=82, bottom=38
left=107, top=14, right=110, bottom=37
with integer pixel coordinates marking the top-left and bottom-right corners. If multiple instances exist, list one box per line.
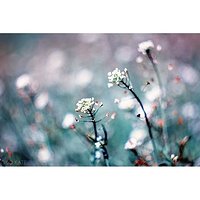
left=146, top=51, right=168, bottom=149
left=121, top=80, right=158, bottom=164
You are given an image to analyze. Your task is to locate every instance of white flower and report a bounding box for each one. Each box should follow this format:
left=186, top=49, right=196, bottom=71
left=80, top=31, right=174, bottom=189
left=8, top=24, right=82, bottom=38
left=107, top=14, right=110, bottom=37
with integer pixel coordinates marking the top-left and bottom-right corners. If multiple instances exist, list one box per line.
left=156, top=45, right=162, bottom=51
left=107, top=68, right=126, bottom=87
left=138, top=40, right=154, bottom=55
left=37, top=146, right=51, bottom=163
left=107, top=83, right=114, bottom=88
left=95, top=142, right=101, bottom=148
left=15, top=74, right=32, bottom=89
left=118, top=96, right=136, bottom=110
left=171, top=154, right=178, bottom=162
left=62, top=113, right=76, bottom=129
left=114, top=98, right=120, bottom=104
left=75, top=97, right=95, bottom=113
left=124, top=138, right=137, bottom=150
left=96, top=136, right=103, bottom=142
left=171, top=154, right=175, bottom=159
left=75, top=69, right=93, bottom=88
left=129, top=128, right=147, bottom=146
left=136, top=56, right=143, bottom=63
left=34, top=92, right=49, bottom=110
left=95, top=150, right=101, bottom=159
left=145, top=86, right=161, bottom=102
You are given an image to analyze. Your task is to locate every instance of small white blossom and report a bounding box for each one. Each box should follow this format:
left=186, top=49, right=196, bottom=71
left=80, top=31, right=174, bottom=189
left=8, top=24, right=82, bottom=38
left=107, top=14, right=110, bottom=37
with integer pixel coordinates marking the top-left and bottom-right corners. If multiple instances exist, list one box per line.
left=136, top=56, right=143, bottom=63
left=34, top=92, right=49, bottom=110
left=129, top=128, right=147, bottom=146
left=15, top=74, right=32, bottom=89
left=75, top=97, right=95, bottom=113
left=145, top=86, right=161, bottom=102
left=118, top=96, right=136, bottom=110
left=114, top=98, right=120, bottom=104
left=37, top=146, right=51, bottom=163
left=62, top=113, right=76, bottom=129
left=96, top=136, right=102, bottom=142
left=95, top=142, right=101, bottom=148
left=107, top=83, right=114, bottom=88
left=95, top=151, right=101, bottom=159
left=0, top=148, right=4, bottom=153
left=171, top=154, right=178, bottom=162
left=111, top=112, right=117, bottom=119
left=171, top=154, right=175, bottom=159
left=124, top=138, right=137, bottom=150
left=138, top=40, right=154, bottom=55
left=107, top=68, right=126, bottom=87
left=156, top=45, right=162, bottom=51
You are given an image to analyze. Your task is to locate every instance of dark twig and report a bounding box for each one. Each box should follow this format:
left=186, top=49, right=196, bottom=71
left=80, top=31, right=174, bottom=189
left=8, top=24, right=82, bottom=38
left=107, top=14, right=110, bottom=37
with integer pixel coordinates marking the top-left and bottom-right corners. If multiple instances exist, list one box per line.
left=121, top=80, right=158, bottom=164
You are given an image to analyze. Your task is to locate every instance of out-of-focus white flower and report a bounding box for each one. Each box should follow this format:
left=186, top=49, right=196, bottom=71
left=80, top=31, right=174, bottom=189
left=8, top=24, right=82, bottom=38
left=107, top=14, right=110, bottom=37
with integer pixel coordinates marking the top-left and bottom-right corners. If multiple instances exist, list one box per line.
left=96, top=136, right=102, bottom=142
left=34, top=92, right=49, bottom=109
left=107, top=68, right=126, bottom=87
left=62, top=113, right=76, bottom=129
left=95, top=142, right=101, bottom=148
left=114, top=46, right=133, bottom=63
left=124, top=138, right=137, bottom=150
left=75, top=69, right=93, bottom=87
left=138, top=40, right=154, bottom=55
left=118, top=96, right=136, bottom=110
left=107, top=83, right=114, bottom=88
left=129, top=128, right=147, bottom=146
left=38, top=146, right=51, bottom=163
left=156, top=45, right=162, bottom=51
left=46, top=50, right=65, bottom=71
left=168, top=64, right=174, bottom=71
left=95, top=150, right=101, bottom=159
left=181, top=65, right=199, bottom=85
left=171, top=154, right=175, bottom=159
left=75, top=97, right=95, bottom=113
left=114, top=98, right=120, bottom=104
left=145, top=86, right=161, bottom=102
left=0, top=148, right=4, bottom=153
left=111, top=112, right=117, bottom=120
left=15, top=74, right=32, bottom=89
left=181, top=103, right=197, bottom=119
left=136, top=56, right=143, bottom=63
left=171, top=154, right=178, bottom=162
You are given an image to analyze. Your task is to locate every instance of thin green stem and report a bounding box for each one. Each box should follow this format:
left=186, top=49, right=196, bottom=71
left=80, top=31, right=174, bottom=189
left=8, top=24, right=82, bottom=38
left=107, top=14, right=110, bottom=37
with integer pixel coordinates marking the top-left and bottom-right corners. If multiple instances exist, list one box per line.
left=146, top=50, right=168, bottom=149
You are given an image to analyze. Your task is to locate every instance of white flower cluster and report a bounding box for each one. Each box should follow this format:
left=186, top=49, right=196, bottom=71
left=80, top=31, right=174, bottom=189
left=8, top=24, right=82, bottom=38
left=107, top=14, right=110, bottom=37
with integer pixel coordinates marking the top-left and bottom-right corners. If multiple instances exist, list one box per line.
left=138, top=40, right=154, bottom=55
left=107, top=68, right=127, bottom=88
left=75, top=97, right=95, bottom=113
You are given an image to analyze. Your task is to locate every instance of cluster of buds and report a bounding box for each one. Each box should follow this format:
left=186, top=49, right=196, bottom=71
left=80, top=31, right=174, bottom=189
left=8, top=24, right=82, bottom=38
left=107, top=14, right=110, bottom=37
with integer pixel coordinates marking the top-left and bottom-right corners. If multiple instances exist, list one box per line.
left=107, top=68, right=133, bottom=90
left=138, top=40, right=155, bottom=55
left=75, top=97, right=95, bottom=114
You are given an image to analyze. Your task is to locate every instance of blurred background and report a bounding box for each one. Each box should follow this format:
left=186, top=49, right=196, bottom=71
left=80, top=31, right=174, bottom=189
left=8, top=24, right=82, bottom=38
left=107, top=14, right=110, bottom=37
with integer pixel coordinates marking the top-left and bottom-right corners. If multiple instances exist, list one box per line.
left=0, top=34, right=200, bottom=166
